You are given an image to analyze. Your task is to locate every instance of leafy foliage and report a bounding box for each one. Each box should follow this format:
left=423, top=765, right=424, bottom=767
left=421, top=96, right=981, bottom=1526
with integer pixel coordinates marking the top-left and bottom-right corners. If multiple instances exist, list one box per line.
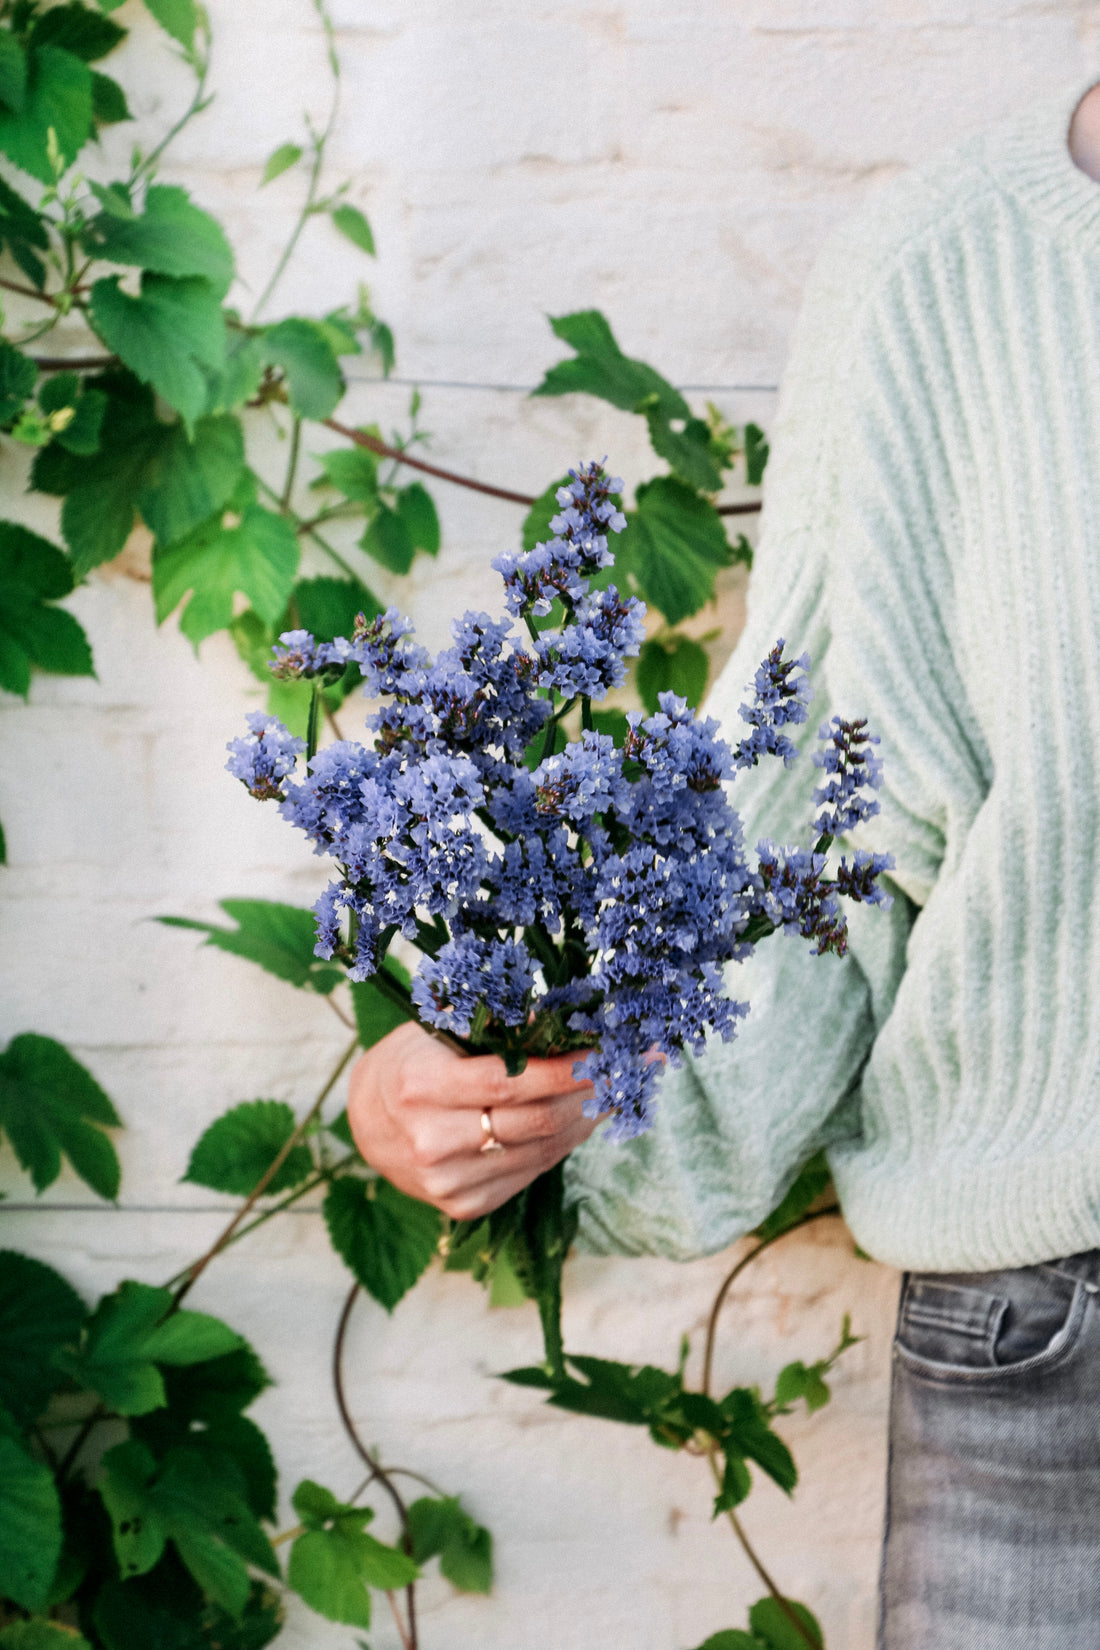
left=406, top=1495, right=493, bottom=1593
left=323, top=1175, right=441, bottom=1312
left=183, top=1101, right=313, bottom=1198
left=0, top=525, right=93, bottom=698
left=59, top=1281, right=244, bottom=1416
left=157, top=900, right=346, bottom=994
left=0, top=1034, right=120, bottom=1197
left=286, top=1479, right=417, bottom=1629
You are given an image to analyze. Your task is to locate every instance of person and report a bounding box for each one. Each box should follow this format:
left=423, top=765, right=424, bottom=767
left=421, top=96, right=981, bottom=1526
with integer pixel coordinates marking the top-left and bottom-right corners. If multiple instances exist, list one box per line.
left=347, top=73, right=1100, bottom=1648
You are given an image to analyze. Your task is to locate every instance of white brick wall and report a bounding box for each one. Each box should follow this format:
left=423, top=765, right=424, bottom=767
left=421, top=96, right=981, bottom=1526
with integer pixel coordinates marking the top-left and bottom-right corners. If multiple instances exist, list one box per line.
left=3, top=4, right=1098, bottom=1645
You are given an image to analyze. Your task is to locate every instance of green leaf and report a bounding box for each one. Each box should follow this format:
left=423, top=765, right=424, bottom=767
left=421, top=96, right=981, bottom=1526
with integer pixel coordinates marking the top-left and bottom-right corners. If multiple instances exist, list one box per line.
left=291, top=574, right=381, bottom=640
left=369, top=317, right=395, bottom=376
left=135, top=414, right=245, bottom=546
left=323, top=1175, right=441, bottom=1312
left=0, top=46, right=93, bottom=183
left=153, top=502, right=298, bottom=644
left=36, top=380, right=240, bottom=559
left=639, top=399, right=725, bottom=492
left=0, top=340, right=38, bottom=422
left=589, top=707, right=630, bottom=746
left=84, top=184, right=234, bottom=297
left=100, top=1440, right=277, bottom=1615
left=31, top=4, right=127, bottom=62
left=507, top=1162, right=577, bottom=1378
left=744, top=422, right=769, bottom=487
left=0, top=1033, right=119, bottom=1196
left=721, top=1389, right=797, bottom=1495
left=0, top=176, right=49, bottom=289
left=183, top=1100, right=312, bottom=1197
left=206, top=332, right=265, bottom=414
left=288, top=1480, right=417, bottom=1629
left=158, top=900, right=344, bottom=994
left=0, top=1623, right=92, bottom=1650
left=688, top=1634, right=759, bottom=1650
left=315, top=443, right=378, bottom=504
left=330, top=204, right=375, bottom=255
left=90, top=69, right=130, bottom=124
left=534, top=310, right=689, bottom=422
left=627, top=477, right=733, bottom=626
left=636, top=634, right=709, bottom=714
left=89, top=274, right=226, bottom=428
left=747, top=1597, right=824, bottom=1650
left=350, top=959, right=411, bottom=1048
left=360, top=500, right=414, bottom=574
left=0, top=524, right=94, bottom=696
left=92, top=1569, right=283, bottom=1650
left=0, top=1434, right=62, bottom=1612
left=395, top=481, right=439, bottom=555
left=0, top=35, right=27, bottom=114
left=261, top=317, right=344, bottom=421
left=753, top=1151, right=832, bottom=1244
left=407, top=1496, right=493, bottom=1594
left=261, top=141, right=302, bottom=184
left=39, top=373, right=107, bottom=456
left=0, top=1250, right=86, bottom=1427
left=63, top=1280, right=242, bottom=1415
left=159, top=1345, right=271, bottom=1426
left=773, top=1359, right=832, bottom=1415
left=712, top=1450, right=752, bottom=1515
left=142, top=0, right=199, bottom=47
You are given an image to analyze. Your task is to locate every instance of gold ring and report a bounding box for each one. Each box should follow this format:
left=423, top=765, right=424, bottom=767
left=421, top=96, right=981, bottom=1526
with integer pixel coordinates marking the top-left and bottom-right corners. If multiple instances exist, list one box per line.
left=478, top=1108, right=505, bottom=1155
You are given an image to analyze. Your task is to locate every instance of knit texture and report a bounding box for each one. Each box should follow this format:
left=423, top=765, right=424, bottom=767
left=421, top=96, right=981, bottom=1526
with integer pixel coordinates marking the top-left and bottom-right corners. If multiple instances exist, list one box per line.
left=566, top=74, right=1100, bottom=1272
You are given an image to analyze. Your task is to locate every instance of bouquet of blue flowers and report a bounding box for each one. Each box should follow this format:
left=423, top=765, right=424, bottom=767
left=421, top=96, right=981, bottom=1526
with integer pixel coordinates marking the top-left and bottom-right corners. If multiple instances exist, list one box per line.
left=227, top=460, right=892, bottom=1363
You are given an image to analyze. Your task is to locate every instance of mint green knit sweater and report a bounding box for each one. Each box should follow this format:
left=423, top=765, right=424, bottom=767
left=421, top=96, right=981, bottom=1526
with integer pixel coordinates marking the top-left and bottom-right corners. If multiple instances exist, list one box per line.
left=566, top=76, right=1100, bottom=1273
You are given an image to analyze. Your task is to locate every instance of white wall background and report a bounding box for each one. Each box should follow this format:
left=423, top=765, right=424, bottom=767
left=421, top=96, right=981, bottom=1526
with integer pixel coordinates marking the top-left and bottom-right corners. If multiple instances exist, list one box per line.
left=3, top=4, right=1099, bottom=1646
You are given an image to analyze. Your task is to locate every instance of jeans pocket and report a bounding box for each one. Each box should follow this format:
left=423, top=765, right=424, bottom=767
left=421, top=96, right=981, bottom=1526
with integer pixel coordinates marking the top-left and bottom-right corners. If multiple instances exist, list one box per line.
left=895, top=1264, right=1086, bottom=1381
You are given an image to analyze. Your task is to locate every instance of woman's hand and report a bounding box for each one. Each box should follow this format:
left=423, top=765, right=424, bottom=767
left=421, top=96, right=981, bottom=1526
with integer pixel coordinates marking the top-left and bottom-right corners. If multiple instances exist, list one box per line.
left=345, top=1020, right=599, bottom=1220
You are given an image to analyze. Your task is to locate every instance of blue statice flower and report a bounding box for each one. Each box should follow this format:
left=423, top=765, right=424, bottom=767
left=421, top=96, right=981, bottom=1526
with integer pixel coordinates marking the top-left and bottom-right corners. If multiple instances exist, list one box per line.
left=492, top=461, right=627, bottom=618
left=412, top=934, right=536, bottom=1038
left=754, top=839, right=848, bottom=956
left=734, top=639, right=813, bottom=769
left=534, top=586, right=645, bottom=698
left=812, top=716, right=884, bottom=836
left=835, top=848, right=895, bottom=909
left=347, top=607, right=429, bottom=697
left=230, top=454, right=892, bottom=1141
left=226, top=712, right=304, bottom=800
left=531, top=731, right=625, bottom=824
left=269, top=629, right=351, bottom=680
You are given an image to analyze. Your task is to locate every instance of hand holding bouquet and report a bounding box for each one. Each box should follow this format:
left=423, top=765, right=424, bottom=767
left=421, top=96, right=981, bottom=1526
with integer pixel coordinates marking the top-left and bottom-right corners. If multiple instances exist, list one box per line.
left=227, top=461, right=893, bottom=1367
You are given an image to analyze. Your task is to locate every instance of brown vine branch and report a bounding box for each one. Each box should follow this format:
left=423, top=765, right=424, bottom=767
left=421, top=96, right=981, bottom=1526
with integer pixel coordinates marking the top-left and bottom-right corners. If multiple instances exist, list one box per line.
left=700, top=1205, right=842, bottom=1650
left=323, top=416, right=761, bottom=515
left=170, top=1034, right=359, bottom=1305
left=30, top=353, right=117, bottom=371
left=323, top=416, right=539, bottom=505
left=333, top=1283, right=418, bottom=1650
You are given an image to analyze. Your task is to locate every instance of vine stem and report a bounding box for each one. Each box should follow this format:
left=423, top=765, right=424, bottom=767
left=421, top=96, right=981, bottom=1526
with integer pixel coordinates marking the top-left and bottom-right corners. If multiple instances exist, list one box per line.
left=170, top=1035, right=359, bottom=1305
left=700, top=1206, right=842, bottom=1650
left=333, top=1283, right=418, bottom=1650
left=324, top=417, right=762, bottom=515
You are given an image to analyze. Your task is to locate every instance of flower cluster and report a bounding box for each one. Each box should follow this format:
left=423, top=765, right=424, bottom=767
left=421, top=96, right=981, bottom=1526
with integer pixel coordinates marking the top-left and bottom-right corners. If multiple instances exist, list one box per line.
left=812, top=716, right=884, bottom=836
left=225, top=712, right=304, bottom=801
left=227, top=460, right=893, bottom=1140
left=734, top=640, right=812, bottom=769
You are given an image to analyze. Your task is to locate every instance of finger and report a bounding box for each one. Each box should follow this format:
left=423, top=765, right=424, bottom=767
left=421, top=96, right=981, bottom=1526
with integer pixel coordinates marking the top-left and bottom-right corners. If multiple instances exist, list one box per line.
left=428, top=1116, right=599, bottom=1221
left=398, top=1035, right=595, bottom=1111
left=402, top=1089, right=595, bottom=1173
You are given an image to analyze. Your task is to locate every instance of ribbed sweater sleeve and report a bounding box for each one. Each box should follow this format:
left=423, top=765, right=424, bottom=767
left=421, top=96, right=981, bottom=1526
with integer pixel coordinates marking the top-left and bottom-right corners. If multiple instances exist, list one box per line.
left=565, top=178, right=986, bottom=1260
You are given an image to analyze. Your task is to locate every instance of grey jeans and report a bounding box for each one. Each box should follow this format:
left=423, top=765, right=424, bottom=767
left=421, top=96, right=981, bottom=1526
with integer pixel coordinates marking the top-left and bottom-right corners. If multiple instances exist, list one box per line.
left=879, top=1249, right=1100, bottom=1648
